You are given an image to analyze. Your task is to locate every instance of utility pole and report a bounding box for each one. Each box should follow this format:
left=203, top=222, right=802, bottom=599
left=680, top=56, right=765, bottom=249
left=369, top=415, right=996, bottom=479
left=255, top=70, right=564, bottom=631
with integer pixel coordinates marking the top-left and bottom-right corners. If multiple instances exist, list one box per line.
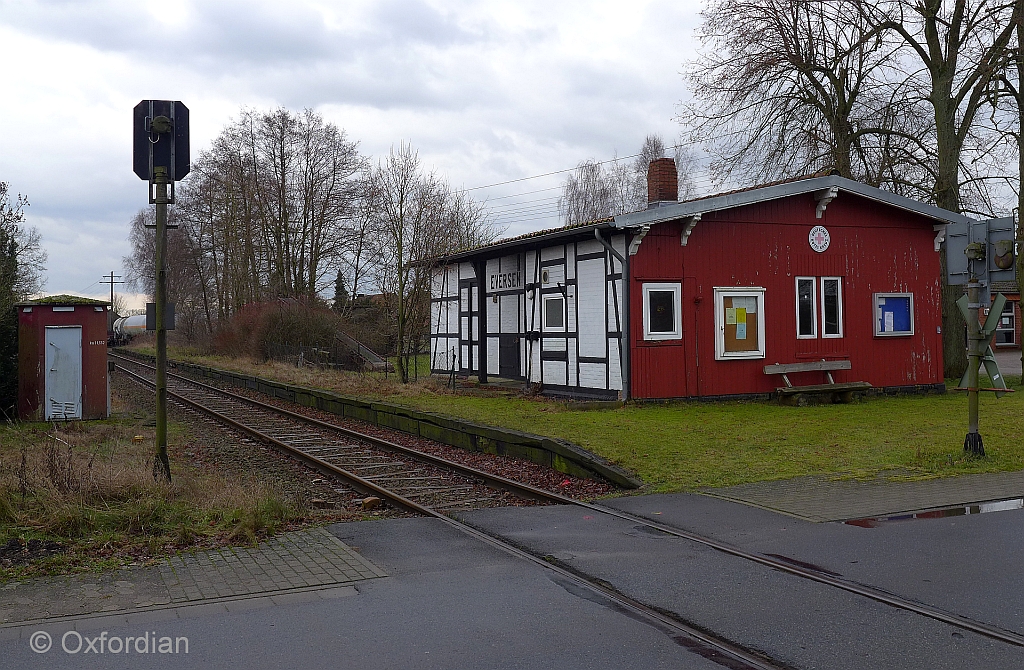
left=100, top=271, right=123, bottom=309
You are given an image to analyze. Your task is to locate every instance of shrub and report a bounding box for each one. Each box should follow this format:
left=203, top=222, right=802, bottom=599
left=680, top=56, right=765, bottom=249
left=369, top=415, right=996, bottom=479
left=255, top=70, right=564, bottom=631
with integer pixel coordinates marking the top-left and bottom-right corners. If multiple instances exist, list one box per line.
left=213, top=300, right=347, bottom=360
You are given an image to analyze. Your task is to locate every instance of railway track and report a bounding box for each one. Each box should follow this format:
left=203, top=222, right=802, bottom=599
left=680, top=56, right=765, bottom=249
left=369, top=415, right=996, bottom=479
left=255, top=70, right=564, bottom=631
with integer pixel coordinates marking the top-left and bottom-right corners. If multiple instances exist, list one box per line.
left=111, top=351, right=1024, bottom=665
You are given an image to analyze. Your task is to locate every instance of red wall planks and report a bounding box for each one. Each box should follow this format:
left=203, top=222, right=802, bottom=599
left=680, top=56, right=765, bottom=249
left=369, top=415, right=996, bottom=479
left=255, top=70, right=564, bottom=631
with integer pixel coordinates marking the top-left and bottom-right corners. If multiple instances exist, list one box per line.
left=630, top=191, right=944, bottom=398
left=18, top=303, right=110, bottom=420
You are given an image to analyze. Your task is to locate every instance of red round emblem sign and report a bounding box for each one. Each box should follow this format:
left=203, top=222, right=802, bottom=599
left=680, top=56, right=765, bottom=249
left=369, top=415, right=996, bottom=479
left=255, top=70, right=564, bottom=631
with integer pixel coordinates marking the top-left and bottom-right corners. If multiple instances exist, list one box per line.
left=809, top=225, right=830, bottom=253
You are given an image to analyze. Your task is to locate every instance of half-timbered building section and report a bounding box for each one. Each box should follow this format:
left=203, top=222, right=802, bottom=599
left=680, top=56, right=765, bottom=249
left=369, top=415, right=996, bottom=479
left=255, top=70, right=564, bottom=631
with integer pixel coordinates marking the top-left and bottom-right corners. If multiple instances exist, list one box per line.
left=429, top=261, right=479, bottom=375
left=429, top=225, right=627, bottom=397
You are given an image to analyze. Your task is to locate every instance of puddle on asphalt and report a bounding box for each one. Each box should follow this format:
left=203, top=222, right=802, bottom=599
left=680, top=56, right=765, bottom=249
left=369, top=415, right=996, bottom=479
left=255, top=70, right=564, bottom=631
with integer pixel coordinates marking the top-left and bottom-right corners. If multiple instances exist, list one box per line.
left=844, top=498, right=1024, bottom=527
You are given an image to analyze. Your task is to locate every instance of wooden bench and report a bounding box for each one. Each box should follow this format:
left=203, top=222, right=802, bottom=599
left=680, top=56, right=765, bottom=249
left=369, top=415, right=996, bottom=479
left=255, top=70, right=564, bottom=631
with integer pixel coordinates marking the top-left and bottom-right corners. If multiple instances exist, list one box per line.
left=763, top=360, right=871, bottom=405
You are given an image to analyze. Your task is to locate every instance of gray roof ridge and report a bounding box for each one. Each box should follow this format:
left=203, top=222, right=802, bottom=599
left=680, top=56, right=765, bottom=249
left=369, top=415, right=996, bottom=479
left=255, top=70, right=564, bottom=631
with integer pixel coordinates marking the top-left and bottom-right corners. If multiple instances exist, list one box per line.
left=612, top=175, right=976, bottom=228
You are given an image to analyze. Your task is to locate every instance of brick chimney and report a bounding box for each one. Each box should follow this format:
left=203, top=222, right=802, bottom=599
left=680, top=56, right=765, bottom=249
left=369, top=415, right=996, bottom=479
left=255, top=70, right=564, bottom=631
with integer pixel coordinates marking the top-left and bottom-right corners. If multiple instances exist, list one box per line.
left=647, top=158, right=678, bottom=205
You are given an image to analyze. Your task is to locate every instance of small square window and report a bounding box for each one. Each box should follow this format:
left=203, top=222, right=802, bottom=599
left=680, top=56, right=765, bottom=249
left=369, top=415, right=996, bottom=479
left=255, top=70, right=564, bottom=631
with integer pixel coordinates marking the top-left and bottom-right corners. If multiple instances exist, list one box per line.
left=715, top=287, right=766, bottom=359
left=543, top=294, right=565, bottom=331
left=642, top=283, right=681, bottom=340
left=874, top=293, right=914, bottom=336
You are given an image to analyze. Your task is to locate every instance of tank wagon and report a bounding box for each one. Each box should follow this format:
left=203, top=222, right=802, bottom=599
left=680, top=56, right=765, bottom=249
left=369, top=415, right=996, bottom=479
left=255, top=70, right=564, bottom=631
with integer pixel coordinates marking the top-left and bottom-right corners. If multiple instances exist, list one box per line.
left=108, top=314, right=147, bottom=346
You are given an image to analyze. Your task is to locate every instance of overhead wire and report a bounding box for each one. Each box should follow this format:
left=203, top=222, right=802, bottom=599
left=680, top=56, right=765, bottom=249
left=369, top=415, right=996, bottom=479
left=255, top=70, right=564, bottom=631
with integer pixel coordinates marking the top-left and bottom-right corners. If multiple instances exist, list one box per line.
left=469, top=144, right=727, bottom=231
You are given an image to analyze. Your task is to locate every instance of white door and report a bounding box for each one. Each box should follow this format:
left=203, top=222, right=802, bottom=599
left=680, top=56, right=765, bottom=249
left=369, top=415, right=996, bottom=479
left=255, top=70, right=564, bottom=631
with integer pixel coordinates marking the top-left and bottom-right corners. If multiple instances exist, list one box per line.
left=45, top=326, right=82, bottom=420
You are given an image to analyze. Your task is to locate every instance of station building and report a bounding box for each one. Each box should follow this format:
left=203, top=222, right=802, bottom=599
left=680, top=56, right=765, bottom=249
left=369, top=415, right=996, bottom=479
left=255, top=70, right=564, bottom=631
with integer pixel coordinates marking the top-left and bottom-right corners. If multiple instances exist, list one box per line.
left=428, top=161, right=974, bottom=400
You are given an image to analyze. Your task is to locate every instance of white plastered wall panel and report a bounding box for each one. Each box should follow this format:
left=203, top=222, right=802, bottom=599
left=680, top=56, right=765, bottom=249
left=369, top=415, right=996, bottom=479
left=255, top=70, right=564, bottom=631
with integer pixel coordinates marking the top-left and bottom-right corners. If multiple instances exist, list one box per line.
left=608, top=339, right=622, bottom=390
left=577, top=259, right=606, bottom=358
left=578, top=363, right=606, bottom=388
left=430, top=265, right=461, bottom=372
left=543, top=337, right=567, bottom=351
left=499, top=295, right=518, bottom=332
left=487, top=337, right=499, bottom=375
left=524, top=250, right=542, bottom=384
left=543, top=360, right=567, bottom=385
left=540, top=246, right=564, bottom=262
left=544, top=264, right=566, bottom=285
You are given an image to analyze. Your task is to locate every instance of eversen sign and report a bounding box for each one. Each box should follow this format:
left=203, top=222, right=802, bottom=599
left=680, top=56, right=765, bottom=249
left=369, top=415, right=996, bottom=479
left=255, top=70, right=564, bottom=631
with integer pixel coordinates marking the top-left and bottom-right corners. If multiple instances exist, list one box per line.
left=489, top=271, right=522, bottom=291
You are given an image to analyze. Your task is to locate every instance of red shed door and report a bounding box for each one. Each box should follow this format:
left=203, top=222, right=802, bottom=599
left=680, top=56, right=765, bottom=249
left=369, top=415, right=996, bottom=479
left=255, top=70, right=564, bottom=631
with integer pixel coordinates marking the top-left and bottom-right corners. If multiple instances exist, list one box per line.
left=45, top=326, right=82, bottom=420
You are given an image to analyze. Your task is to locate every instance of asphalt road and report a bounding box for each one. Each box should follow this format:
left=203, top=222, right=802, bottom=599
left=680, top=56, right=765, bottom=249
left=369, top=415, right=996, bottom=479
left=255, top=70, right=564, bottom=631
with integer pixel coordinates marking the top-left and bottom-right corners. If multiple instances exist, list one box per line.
left=4, top=493, right=1023, bottom=669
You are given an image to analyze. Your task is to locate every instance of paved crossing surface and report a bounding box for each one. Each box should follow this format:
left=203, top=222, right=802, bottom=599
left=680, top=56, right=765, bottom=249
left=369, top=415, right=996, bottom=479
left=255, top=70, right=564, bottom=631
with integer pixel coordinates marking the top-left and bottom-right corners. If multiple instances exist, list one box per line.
left=0, top=527, right=384, bottom=627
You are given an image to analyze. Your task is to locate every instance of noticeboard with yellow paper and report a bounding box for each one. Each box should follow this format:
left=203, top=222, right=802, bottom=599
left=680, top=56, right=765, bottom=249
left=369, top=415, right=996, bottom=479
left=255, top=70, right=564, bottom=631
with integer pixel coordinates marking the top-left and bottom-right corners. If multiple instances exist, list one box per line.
left=724, top=296, right=759, bottom=352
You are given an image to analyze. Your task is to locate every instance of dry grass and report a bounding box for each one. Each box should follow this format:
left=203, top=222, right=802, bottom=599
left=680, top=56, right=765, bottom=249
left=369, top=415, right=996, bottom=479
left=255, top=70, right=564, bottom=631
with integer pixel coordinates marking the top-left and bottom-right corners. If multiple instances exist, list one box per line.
left=0, top=412, right=298, bottom=579
left=134, top=343, right=450, bottom=400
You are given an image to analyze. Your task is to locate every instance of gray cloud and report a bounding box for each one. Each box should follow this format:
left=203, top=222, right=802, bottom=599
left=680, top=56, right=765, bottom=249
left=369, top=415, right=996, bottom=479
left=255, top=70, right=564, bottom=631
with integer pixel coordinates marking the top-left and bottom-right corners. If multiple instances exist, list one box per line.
left=1, top=0, right=703, bottom=296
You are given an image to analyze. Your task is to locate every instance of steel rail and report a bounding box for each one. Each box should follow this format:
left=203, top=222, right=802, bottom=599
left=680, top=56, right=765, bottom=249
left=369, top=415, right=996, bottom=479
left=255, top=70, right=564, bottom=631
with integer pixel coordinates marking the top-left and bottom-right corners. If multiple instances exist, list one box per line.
left=114, top=360, right=782, bottom=667
left=112, top=352, right=1024, bottom=649
left=114, top=358, right=782, bottom=669
left=110, top=353, right=565, bottom=505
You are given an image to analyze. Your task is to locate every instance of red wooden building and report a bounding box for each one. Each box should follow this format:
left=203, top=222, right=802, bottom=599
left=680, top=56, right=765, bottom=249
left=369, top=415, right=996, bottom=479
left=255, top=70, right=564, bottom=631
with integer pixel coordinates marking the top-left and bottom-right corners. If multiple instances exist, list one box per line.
left=430, top=162, right=969, bottom=400
left=18, top=295, right=110, bottom=420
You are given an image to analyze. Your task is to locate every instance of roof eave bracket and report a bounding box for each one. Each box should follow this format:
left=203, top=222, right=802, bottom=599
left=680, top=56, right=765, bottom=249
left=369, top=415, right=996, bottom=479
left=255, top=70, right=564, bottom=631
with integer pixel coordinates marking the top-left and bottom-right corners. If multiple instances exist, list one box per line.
left=680, top=214, right=702, bottom=247
left=933, top=224, right=947, bottom=252
left=814, top=186, right=839, bottom=219
left=628, top=224, right=651, bottom=256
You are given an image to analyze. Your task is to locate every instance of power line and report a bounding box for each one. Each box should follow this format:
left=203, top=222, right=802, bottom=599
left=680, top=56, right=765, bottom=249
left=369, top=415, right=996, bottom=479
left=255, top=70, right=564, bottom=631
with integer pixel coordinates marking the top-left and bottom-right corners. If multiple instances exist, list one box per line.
left=488, top=212, right=564, bottom=226
left=465, top=144, right=693, bottom=192
left=481, top=185, right=562, bottom=201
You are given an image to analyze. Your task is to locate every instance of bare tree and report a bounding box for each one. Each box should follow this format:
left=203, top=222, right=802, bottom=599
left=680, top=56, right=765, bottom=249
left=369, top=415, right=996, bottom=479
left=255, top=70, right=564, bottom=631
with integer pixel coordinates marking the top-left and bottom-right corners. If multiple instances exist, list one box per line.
left=559, top=159, right=616, bottom=225
left=559, top=134, right=701, bottom=225
left=1, top=182, right=46, bottom=415
left=860, top=0, right=1022, bottom=377
left=982, top=20, right=1024, bottom=371
left=369, top=143, right=495, bottom=382
left=125, top=107, right=367, bottom=341
left=681, top=0, right=930, bottom=192
left=0, top=183, right=46, bottom=302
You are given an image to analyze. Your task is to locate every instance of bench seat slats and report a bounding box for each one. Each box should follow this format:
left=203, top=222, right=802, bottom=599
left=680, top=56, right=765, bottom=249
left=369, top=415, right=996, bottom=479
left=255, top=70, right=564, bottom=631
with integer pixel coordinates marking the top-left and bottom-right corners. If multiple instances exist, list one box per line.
left=763, top=360, right=852, bottom=374
left=776, top=381, right=872, bottom=395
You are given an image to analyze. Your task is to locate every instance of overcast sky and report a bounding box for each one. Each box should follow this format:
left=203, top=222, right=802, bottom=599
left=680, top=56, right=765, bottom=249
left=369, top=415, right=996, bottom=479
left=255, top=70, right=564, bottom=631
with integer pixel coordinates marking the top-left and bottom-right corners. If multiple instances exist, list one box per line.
left=0, top=0, right=706, bottom=304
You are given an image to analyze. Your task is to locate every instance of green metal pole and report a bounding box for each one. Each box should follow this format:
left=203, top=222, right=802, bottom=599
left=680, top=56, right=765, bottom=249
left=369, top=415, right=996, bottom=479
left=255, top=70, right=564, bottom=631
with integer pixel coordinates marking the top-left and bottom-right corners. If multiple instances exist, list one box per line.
left=153, top=166, right=172, bottom=482
left=964, top=277, right=984, bottom=455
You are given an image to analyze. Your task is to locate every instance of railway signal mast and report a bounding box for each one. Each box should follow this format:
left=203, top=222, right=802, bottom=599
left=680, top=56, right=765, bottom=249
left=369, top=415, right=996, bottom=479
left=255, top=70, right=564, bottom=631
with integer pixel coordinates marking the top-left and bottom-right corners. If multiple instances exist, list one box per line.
left=946, top=216, right=1016, bottom=456
left=132, top=100, right=189, bottom=482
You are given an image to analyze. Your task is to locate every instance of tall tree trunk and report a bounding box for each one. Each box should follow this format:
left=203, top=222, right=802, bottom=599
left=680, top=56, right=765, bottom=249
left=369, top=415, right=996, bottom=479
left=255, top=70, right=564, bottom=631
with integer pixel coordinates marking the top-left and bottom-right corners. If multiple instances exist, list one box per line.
left=932, top=44, right=968, bottom=380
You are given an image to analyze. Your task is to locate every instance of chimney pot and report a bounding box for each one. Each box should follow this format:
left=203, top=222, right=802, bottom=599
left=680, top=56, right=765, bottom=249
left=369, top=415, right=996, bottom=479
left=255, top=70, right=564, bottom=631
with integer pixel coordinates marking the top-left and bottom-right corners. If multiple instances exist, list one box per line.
left=647, top=158, right=678, bottom=205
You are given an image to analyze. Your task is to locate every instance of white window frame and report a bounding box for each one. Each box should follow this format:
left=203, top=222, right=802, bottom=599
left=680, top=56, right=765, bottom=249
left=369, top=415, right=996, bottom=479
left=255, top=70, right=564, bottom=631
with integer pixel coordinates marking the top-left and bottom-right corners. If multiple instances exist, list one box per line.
left=873, top=292, right=915, bottom=336
left=714, top=287, right=767, bottom=360
left=995, top=300, right=1015, bottom=346
left=820, top=277, right=844, bottom=338
left=795, top=277, right=817, bottom=339
left=642, top=282, right=682, bottom=341
left=542, top=293, right=566, bottom=332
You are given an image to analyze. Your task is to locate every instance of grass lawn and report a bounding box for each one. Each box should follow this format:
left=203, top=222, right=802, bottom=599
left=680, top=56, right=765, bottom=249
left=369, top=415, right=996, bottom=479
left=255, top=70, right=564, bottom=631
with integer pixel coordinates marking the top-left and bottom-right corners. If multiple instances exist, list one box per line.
left=393, top=388, right=1024, bottom=492
left=136, top=344, right=1024, bottom=493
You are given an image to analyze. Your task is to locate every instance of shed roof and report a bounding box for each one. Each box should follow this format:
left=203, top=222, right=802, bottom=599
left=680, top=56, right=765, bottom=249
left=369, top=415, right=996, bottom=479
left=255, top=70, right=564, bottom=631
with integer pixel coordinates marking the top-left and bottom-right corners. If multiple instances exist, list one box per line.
left=428, top=174, right=975, bottom=264
left=613, top=174, right=974, bottom=229
left=17, top=294, right=109, bottom=306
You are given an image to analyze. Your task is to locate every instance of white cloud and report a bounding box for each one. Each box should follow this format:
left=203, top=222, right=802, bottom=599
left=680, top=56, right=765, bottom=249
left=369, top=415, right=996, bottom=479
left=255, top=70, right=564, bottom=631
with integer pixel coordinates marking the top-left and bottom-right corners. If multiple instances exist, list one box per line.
left=0, top=0, right=703, bottom=296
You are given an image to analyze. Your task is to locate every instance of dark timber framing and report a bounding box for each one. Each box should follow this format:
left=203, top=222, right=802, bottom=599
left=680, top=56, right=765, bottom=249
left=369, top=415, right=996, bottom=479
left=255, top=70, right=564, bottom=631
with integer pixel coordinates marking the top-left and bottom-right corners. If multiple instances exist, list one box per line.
left=428, top=222, right=629, bottom=399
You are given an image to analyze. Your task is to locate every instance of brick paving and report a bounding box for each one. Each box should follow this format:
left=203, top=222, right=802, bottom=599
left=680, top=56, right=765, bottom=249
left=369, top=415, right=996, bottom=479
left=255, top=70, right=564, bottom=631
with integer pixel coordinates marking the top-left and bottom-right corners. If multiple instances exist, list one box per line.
left=0, top=527, right=385, bottom=626
left=704, top=469, right=1024, bottom=522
